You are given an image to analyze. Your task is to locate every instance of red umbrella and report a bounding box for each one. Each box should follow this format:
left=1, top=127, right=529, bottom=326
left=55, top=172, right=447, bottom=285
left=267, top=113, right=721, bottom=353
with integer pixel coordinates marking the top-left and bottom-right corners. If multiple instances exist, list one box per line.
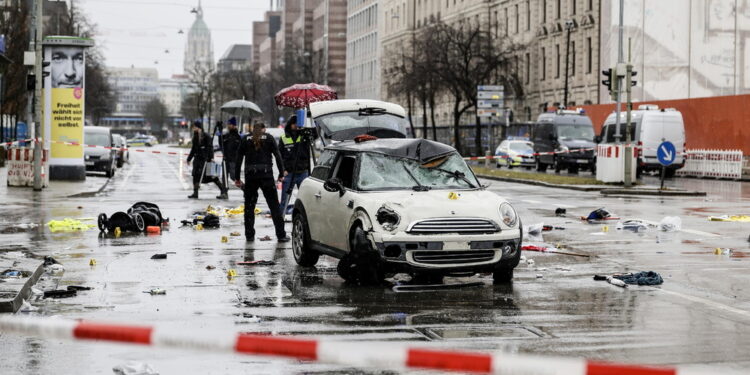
left=274, top=83, right=338, bottom=109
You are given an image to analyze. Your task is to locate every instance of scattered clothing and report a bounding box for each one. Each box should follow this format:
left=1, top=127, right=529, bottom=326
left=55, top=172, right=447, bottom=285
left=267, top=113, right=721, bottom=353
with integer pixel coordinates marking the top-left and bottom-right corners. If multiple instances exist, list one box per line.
left=612, top=271, right=664, bottom=285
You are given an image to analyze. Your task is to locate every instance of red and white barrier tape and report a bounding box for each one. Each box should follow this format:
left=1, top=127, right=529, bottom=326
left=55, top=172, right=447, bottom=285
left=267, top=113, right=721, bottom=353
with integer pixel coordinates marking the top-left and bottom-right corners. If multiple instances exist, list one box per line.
left=49, top=140, right=190, bottom=157
left=0, top=316, right=735, bottom=375
left=1, top=138, right=35, bottom=147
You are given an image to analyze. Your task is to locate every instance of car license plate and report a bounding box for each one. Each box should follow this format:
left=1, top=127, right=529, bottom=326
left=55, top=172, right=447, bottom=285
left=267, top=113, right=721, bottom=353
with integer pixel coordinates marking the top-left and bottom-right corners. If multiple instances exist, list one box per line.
left=443, top=241, right=471, bottom=250
left=85, top=161, right=94, bottom=166
left=577, top=159, right=588, bottom=163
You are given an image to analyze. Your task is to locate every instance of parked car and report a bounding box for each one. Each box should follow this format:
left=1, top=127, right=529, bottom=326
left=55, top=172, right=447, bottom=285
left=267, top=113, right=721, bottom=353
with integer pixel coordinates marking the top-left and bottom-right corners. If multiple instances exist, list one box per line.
left=112, top=134, right=129, bottom=168
left=495, top=139, right=535, bottom=169
left=532, top=109, right=597, bottom=174
left=597, top=105, right=685, bottom=177
left=291, top=137, right=523, bottom=285
left=84, top=126, right=117, bottom=177
left=128, top=135, right=153, bottom=147
left=309, top=99, right=410, bottom=147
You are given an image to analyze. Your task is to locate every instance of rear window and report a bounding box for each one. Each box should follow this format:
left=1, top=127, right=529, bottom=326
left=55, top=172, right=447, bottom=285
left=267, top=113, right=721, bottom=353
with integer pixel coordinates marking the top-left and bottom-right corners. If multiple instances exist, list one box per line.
left=601, top=123, right=636, bottom=143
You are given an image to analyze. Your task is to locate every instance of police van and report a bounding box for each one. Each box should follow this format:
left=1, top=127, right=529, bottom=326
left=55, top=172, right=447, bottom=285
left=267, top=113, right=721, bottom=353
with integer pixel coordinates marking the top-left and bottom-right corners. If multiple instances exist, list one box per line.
left=532, top=109, right=597, bottom=174
left=598, top=105, right=685, bottom=177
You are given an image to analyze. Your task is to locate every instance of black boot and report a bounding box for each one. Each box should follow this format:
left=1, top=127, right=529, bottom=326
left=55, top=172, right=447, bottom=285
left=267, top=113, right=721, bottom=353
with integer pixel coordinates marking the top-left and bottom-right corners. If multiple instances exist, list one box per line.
left=216, top=188, right=228, bottom=200
left=188, top=184, right=199, bottom=199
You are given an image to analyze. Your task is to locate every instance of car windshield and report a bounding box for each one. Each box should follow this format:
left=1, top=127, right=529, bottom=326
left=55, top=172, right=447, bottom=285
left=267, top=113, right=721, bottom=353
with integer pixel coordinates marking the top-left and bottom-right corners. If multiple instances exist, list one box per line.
left=509, top=142, right=533, bottom=152
left=602, top=122, right=636, bottom=143
left=357, top=152, right=480, bottom=191
left=557, top=124, right=594, bottom=141
left=316, top=110, right=408, bottom=139
left=85, top=132, right=110, bottom=147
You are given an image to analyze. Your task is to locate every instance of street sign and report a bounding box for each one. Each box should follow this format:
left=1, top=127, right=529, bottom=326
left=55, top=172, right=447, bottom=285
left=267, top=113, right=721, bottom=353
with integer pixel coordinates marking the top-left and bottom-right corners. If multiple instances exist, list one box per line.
left=477, top=85, right=504, bottom=91
left=478, top=99, right=504, bottom=108
left=477, top=108, right=502, bottom=117
left=477, top=91, right=504, bottom=100
left=657, top=141, right=676, bottom=166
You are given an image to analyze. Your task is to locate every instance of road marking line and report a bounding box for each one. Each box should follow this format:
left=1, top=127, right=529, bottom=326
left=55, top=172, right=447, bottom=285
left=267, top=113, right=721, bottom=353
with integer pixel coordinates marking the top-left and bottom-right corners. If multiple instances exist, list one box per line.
left=658, top=288, right=750, bottom=321
left=160, top=152, right=189, bottom=190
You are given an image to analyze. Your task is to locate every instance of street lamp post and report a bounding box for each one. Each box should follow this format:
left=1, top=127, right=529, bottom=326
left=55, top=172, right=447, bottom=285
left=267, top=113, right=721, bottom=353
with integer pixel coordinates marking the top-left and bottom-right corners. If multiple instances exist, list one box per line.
left=563, top=20, right=574, bottom=108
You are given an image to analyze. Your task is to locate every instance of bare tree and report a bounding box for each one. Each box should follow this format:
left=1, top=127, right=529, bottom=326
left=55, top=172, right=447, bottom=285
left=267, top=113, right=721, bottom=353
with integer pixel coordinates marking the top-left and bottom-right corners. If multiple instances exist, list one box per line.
left=0, top=0, right=30, bottom=121
left=185, top=63, right=216, bottom=124
left=141, top=97, right=168, bottom=133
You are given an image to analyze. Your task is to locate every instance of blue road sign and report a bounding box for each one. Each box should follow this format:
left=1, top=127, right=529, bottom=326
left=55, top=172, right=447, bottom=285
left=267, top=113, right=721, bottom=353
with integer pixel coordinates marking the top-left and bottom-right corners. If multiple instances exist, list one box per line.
left=657, top=141, right=676, bottom=166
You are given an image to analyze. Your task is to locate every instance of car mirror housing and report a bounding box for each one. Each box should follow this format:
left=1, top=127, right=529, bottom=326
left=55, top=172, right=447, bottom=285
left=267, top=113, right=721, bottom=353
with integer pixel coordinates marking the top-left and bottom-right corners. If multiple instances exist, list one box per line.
left=594, top=135, right=602, bottom=143
left=324, top=178, right=345, bottom=196
left=548, top=133, right=556, bottom=141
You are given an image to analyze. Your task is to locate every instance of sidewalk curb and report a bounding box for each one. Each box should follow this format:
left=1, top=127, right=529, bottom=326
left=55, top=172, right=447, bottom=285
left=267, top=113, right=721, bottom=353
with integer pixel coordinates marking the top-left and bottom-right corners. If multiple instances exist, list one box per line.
left=0, top=261, right=44, bottom=313
left=476, top=174, right=605, bottom=192
left=600, top=188, right=707, bottom=196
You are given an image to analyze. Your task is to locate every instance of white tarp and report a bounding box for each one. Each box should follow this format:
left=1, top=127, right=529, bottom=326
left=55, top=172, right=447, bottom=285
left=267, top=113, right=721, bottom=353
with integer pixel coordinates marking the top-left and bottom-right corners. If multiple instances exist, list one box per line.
left=601, top=0, right=750, bottom=102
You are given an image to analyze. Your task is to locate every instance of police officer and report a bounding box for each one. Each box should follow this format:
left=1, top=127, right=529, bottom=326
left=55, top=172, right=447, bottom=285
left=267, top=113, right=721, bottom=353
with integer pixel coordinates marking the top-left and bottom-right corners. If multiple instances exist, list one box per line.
left=187, top=121, right=228, bottom=199
left=222, top=117, right=242, bottom=181
left=234, top=123, right=290, bottom=242
left=278, top=115, right=311, bottom=214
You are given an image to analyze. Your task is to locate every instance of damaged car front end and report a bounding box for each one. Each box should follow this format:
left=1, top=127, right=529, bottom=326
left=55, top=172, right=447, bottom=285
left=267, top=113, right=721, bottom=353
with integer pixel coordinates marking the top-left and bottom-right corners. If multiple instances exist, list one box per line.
left=293, top=138, right=523, bottom=285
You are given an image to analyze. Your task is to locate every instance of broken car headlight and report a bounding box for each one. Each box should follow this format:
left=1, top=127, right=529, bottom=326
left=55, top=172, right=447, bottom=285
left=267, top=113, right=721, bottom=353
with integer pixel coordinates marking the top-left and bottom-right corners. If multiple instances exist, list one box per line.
left=376, top=206, right=400, bottom=232
left=499, top=202, right=518, bottom=227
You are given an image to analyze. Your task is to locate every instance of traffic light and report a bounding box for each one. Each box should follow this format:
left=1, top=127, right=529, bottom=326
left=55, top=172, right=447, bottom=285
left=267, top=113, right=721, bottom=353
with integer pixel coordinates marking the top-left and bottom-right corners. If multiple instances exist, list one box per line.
left=601, top=69, right=612, bottom=90
left=629, top=70, right=637, bottom=87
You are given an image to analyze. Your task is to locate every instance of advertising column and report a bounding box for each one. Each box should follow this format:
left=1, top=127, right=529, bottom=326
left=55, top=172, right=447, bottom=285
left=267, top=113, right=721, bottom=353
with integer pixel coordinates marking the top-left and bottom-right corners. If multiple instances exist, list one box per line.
left=43, top=36, right=94, bottom=180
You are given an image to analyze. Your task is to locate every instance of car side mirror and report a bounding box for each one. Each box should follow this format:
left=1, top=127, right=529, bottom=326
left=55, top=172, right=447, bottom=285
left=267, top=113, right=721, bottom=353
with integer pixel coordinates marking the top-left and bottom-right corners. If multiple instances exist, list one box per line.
left=548, top=133, right=556, bottom=141
left=594, top=135, right=602, bottom=143
left=324, top=178, right=345, bottom=196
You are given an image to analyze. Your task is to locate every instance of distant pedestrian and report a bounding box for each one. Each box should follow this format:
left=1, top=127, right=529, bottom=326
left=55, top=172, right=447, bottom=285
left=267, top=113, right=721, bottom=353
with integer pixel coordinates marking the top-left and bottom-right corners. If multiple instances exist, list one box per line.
left=278, top=115, right=311, bottom=214
left=222, top=117, right=242, bottom=181
left=234, top=123, right=289, bottom=242
left=186, top=121, right=228, bottom=199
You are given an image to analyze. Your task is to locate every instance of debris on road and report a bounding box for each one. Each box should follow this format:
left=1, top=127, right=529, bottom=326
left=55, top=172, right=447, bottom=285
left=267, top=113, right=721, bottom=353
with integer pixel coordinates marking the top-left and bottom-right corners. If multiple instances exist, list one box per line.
left=616, top=220, right=650, bottom=232
left=89, top=259, right=97, bottom=266
left=150, top=254, right=167, bottom=260
left=521, top=244, right=591, bottom=257
left=144, top=289, right=166, bottom=295
left=66, top=285, right=92, bottom=291
left=555, top=208, right=567, bottom=217
left=43, top=256, right=59, bottom=266
left=227, top=269, right=237, bottom=278
left=221, top=236, right=228, bottom=243
left=230, top=231, right=241, bottom=237
left=1, top=269, right=32, bottom=278
left=659, top=216, right=682, bottom=232
left=237, top=260, right=276, bottom=266
left=47, top=218, right=96, bottom=232
left=258, top=235, right=272, bottom=241
left=206, top=265, right=215, bottom=270
left=19, top=299, right=38, bottom=312
left=714, top=248, right=732, bottom=255
left=612, top=271, right=664, bottom=285
left=146, top=226, right=161, bottom=235
left=593, top=275, right=628, bottom=288
left=43, top=289, right=77, bottom=299
left=112, top=362, right=159, bottom=375
left=98, top=202, right=168, bottom=234
left=708, top=215, right=750, bottom=222
left=582, top=208, right=620, bottom=222
left=45, top=263, right=65, bottom=276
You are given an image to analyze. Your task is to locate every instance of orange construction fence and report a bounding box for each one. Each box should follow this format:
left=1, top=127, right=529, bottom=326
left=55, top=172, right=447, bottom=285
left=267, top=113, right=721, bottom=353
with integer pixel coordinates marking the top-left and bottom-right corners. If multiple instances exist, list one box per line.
left=579, top=94, right=750, bottom=155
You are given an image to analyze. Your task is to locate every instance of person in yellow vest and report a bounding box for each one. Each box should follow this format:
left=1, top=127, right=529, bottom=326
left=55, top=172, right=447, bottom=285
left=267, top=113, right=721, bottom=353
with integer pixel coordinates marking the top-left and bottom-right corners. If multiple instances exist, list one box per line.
left=278, top=115, right=311, bottom=214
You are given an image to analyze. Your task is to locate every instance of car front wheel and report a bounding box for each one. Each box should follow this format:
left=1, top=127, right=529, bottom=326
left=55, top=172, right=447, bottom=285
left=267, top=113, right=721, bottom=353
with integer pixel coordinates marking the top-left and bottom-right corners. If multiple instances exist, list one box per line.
left=337, top=226, right=383, bottom=285
left=292, top=213, right=319, bottom=266
left=493, top=267, right=513, bottom=284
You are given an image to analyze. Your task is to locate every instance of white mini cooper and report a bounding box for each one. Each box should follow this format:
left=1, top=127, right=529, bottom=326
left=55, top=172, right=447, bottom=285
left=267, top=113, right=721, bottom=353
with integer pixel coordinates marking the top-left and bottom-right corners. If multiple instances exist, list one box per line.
left=291, top=137, right=523, bottom=285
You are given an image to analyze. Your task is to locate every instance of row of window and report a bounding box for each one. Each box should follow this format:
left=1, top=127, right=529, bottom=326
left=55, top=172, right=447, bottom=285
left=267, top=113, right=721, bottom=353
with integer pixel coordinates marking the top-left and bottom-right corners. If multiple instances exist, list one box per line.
left=346, top=59, right=378, bottom=86
left=347, top=0, right=373, bottom=12
left=541, top=0, right=594, bottom=23
left=347, top=3, right=378, bottom=36
left=538, top=37, right=593, bottom=81
left=347, top=32, right=378, bottom=62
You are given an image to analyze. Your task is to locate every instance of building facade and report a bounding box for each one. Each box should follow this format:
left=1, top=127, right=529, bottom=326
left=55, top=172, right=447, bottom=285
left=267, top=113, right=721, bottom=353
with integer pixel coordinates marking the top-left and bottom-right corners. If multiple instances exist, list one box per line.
left=380, top=0, right=601, bottom=125
left=218, top=44, right=253, bottom=73
left=345, top=0, right=380, bottom=99
left=101, top=67, right=159, bottom=131
left=184, top=0, right=214, bottom=73
left=158, top=74, right=194, bottom=125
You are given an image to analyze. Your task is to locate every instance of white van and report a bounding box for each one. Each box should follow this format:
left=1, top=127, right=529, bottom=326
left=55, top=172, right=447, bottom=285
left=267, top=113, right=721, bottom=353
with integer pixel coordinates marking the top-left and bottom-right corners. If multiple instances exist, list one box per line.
left=598, top=105, right=685, bottom=177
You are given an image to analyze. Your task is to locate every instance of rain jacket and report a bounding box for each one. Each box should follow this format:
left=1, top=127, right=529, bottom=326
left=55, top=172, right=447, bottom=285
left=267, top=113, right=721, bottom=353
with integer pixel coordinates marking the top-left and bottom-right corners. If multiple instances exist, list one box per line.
left=278, top=123, right=311, bottom=173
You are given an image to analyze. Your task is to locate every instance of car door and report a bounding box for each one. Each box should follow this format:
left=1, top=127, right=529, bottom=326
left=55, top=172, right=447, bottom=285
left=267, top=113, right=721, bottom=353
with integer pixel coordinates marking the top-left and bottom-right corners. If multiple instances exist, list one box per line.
left=318, top=153, right=359, bottom=250
left=305, top=150, right=337, bottom=242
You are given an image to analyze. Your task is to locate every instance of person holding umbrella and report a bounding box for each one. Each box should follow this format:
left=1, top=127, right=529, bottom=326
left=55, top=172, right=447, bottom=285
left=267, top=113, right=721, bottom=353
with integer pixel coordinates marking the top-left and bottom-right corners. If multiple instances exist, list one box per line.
left=278, top=115, right=311, bottom=214
left=187, top=121, right=229, bottom=200
left=222, top=117, right=242, bottom=182
left=234, top=123, right=290, bottom=242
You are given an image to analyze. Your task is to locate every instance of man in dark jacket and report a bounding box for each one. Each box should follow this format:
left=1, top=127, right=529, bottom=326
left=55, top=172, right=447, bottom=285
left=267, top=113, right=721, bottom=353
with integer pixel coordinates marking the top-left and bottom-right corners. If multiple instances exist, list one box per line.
left=187, top=121, right=228, bottom=199
left=234, top=123, right=289, bottom=242
left=222, top=117, right=242, bottom=181
left=278, top=115, right=311, bottom=214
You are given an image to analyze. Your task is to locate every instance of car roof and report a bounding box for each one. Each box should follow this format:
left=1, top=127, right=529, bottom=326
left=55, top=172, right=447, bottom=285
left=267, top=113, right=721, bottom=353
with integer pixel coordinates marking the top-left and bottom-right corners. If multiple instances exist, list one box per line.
left=326, top=138, right=456, bottom=163
left=84, top=126, right=110, bottom=133
left=309, top=99, right=406, bottom=118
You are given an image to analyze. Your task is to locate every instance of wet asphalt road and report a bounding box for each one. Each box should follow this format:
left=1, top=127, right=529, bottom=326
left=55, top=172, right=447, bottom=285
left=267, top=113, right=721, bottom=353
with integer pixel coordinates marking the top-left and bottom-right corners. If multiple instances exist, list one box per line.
left=1, top=145, right=750, bottom=374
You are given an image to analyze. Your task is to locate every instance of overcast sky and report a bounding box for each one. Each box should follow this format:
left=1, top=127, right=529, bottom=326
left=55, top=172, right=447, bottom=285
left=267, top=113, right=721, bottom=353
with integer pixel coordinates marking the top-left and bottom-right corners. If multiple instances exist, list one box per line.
left=77, top=0, right=270, bottom=78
